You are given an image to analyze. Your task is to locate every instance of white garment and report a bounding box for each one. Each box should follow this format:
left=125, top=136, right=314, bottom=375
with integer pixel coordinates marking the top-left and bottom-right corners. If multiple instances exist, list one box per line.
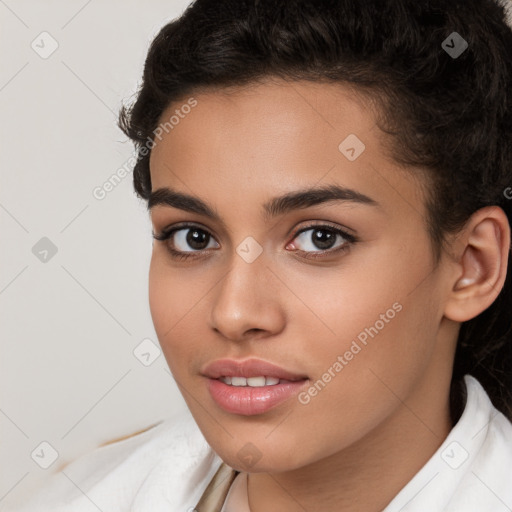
left=5, top=375, right=512, bottom=512
left=221, top=472, right=250, bottom=512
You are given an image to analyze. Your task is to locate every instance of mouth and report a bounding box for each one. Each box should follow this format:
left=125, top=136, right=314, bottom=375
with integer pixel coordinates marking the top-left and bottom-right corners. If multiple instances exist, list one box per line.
left=201, top=358, right=309, bottom=415
left=217, top=375, right=300, bottom=387
left=206, top=377, right=308, bottom=415
left=201, top=357, right=308, bottom=382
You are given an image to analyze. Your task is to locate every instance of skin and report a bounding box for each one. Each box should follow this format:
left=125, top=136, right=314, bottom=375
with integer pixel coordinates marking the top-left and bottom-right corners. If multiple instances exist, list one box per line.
left=147, top=78, right=510, bottom=511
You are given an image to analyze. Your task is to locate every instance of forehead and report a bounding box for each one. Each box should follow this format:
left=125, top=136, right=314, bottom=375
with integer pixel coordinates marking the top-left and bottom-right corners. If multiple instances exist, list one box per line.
left=150, top=79, right=377, bottom=168
left=148, top=79, right=427, bottom=221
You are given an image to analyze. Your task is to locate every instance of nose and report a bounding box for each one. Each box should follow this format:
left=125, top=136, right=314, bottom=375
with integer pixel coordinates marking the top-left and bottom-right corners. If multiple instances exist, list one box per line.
left=208, top=250, right=286, bottom=342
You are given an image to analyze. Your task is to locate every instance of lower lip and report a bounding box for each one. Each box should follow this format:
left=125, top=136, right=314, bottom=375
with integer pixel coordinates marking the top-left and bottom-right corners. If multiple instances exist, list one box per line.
left=207, top=378, right=308, bottom=416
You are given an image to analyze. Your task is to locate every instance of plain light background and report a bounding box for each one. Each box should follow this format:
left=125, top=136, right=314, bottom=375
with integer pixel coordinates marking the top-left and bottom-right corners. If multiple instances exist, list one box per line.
left=0, top=0, right=192, bottom=507
left=1, top=0, right=512, bottom=509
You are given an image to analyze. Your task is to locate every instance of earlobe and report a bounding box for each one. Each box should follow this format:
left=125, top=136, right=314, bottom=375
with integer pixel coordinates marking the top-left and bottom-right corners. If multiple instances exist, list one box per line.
left=444, top=207, right=510, bottom=323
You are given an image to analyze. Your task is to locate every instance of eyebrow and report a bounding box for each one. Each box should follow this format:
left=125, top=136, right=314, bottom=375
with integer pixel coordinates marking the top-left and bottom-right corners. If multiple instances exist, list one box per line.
left=148, top=184, right=379, bottom=223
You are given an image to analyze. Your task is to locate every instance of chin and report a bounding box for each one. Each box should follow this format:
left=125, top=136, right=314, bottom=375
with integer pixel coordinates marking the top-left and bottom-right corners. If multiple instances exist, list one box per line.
left=219, top=450, right=301, bottom=473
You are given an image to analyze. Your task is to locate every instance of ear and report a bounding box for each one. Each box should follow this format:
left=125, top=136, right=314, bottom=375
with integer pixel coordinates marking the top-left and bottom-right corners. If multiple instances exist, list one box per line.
left=444, top=206, right=510, bottom=322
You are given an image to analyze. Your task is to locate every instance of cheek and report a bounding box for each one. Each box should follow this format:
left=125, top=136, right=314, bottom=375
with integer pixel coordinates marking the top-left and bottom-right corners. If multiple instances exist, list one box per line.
left=148, top=254, right=204, bottom=371
left=148, top=255, right=173, bottom=337
left=295, top=243, right=440, bottom=408
left=277, top=285, right=440, bottom=463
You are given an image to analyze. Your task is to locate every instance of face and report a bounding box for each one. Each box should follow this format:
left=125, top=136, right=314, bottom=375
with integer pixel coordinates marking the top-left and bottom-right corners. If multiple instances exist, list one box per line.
left=148, top=79, right=455, bottom=473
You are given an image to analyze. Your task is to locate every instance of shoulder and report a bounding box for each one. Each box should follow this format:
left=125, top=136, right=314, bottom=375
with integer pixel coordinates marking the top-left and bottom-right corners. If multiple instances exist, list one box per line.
left=463, top=374, right=512, bottom=451
left=454, top=375, right=512, bottom=506
left=7, top=410, right=221, bottom=512
left=384, top=375, right=512, bottom=512
left=438, top=375, right=512, bottom=511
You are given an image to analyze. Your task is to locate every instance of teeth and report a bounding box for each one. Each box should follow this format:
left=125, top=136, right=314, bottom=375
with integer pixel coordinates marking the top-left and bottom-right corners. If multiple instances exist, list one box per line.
left=219, top=376, right=281, bottom=387
left=247, top=376, right=266, bottom=387
left=231, top=376, right=248, bottom=386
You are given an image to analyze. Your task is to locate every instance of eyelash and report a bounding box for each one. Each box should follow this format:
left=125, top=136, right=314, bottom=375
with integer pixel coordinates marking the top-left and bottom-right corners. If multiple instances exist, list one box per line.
left=152, top=222, right=357, bottom=261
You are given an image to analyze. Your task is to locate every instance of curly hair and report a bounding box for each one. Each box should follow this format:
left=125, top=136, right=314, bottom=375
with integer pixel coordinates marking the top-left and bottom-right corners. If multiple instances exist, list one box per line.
left=118, top=0, right=512, bottom=421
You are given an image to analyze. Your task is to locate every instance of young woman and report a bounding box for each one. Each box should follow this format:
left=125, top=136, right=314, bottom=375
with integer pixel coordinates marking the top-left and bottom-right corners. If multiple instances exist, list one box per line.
left=12, top=0, right=512, bottom=510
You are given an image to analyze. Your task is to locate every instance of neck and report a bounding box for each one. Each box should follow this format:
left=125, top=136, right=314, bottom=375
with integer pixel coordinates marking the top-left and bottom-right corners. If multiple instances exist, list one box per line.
left=247, top=371, right=455, bottom=512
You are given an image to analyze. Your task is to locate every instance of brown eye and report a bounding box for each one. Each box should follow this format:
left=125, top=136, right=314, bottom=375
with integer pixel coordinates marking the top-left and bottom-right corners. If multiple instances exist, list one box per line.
left=153, top=224, right=220, bottom=259
left=180, top=228, right=211, bottom=250
left=291, top=225, right=353, bottom=254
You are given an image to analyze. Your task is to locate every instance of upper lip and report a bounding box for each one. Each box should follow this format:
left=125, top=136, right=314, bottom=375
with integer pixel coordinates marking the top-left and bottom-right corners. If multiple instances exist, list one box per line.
left=201, top=358, right=308, bottom=381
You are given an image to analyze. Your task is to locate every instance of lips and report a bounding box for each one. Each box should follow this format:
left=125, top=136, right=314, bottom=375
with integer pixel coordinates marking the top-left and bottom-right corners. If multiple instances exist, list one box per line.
left=201, top=357, right=308, bottom=382
left=202, top=358, right=309, bottom=415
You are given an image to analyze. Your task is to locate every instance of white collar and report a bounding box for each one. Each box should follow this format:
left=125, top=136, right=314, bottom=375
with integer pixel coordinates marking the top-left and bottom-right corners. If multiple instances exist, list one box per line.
left=382, top=375, right=512, bottom=511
